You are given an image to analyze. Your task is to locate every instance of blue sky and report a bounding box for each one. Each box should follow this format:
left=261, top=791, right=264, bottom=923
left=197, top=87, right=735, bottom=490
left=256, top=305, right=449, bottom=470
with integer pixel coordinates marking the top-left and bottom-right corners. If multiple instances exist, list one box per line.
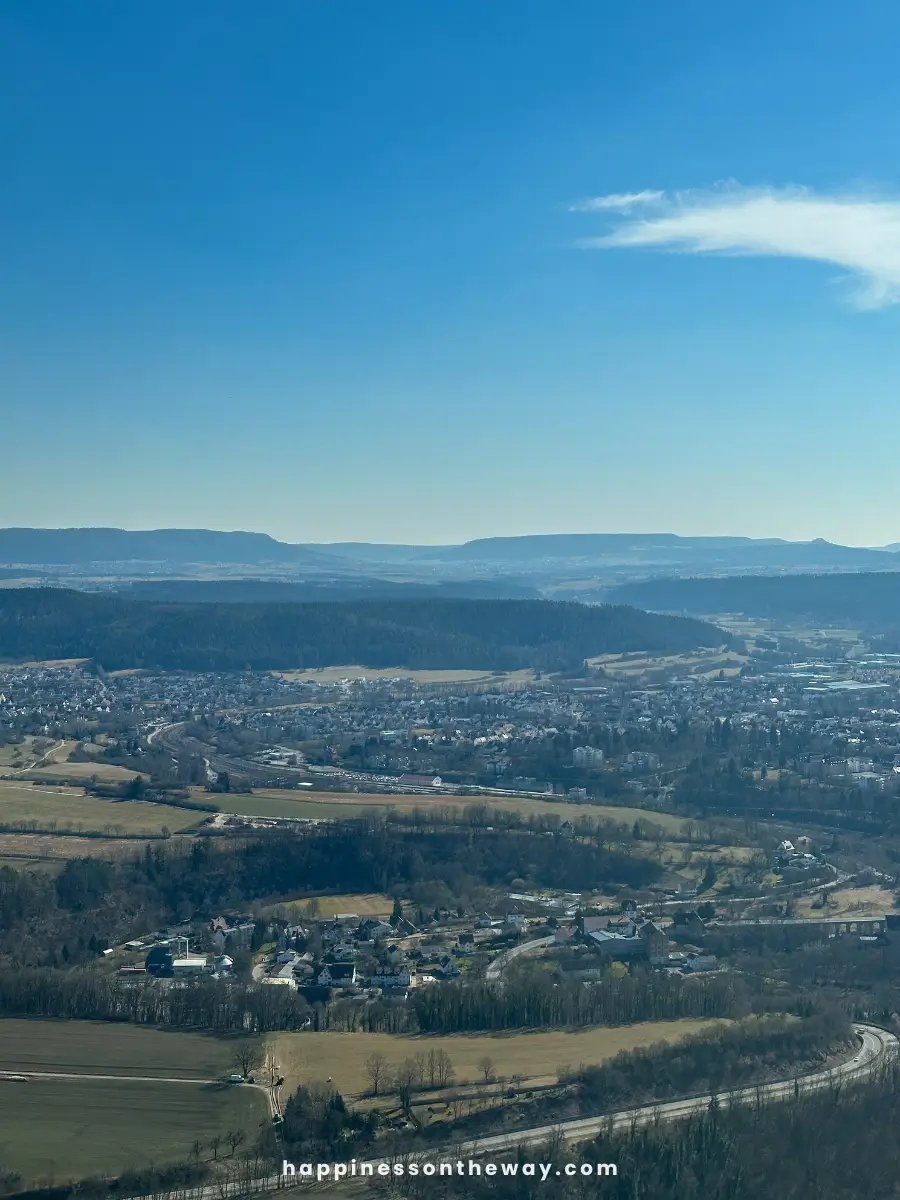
left=4, top=1, right=900, bottom=545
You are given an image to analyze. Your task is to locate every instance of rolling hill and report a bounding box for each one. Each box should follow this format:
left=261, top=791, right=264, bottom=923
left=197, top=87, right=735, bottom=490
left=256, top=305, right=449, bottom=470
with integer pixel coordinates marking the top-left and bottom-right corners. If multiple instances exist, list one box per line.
left=0, top=589, right=728, bottom=673
left=609, top=572, right=900, bottom=630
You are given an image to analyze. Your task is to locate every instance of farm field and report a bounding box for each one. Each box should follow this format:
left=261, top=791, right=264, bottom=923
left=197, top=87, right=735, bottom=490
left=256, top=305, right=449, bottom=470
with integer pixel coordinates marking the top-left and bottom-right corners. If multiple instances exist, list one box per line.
left=273, top=666, right=537, bottom=685
left=25, top=761, right=141, bottom=783
left=0, top=1078, right=263, bottom=1184
left=265, top=892, right=395, bottom=919
left=588, top=648, right=747, bottom=680
left=0, top=833, right=166, bottom=863
left=0, top=783, right=202, bottom=835
left=270, top=1019, right=727, bottom=1098
left=13, top=739, right=143, bottom=782
left=0, top=1019, right=240, bottom=1078
left=210, top=788, right=693, bottom=833
left=214, top=794, right=377, bottom=820
left=0, top=1020, right=266, bottom=1183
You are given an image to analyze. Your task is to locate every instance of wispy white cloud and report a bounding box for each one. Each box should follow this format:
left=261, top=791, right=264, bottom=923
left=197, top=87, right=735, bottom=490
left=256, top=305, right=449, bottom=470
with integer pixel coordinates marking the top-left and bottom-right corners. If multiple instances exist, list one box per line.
left=571, top=190, right=665, bottom=212
left=576, top=184, right=900, bottom=308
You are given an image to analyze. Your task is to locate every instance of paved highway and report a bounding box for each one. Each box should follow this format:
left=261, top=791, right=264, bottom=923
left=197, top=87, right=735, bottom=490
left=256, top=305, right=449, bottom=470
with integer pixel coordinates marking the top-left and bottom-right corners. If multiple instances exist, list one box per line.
left=460, top=1023, right=898, bottom=1156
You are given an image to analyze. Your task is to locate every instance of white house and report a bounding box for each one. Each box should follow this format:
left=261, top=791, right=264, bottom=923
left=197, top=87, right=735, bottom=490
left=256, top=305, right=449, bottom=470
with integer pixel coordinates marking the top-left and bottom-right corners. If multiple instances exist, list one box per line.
left=370, top=966, right=415, bottom=989
left=317, top=963, right=358, bottom=987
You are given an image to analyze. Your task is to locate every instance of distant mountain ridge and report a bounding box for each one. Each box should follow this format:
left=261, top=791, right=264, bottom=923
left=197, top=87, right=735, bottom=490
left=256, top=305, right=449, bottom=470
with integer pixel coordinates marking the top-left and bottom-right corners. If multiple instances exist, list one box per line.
left=0, top=527, right=329, bottom=566
left=2, top=527, right=897, bottom=573
left=431, top=533, right=897, bottom=568
left=3, top=528, right=897, bottom=588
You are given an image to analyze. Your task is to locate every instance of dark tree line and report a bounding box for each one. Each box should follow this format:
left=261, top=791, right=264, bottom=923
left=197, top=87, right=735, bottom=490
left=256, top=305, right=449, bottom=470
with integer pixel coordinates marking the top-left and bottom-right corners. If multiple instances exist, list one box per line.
left=0, top=968, right=313, bottom=1032
left=383, top=1061, right=900, bottom=1200
left=577, top=1009, right=851, bottom=1110
left=0, top=588, right=726, bottom=672
left=410, top=968, right=748, bottom=1033
left=0, top=960, right=793, bottom=1038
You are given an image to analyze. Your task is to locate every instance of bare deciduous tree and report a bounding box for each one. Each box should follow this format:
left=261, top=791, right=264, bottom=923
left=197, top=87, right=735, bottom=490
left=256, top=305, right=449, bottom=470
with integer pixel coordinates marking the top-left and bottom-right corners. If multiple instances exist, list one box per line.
left=434, top=1048, right=455, bottom=1087
left=364, top=1051, right=389, bottom=1096
left=231, top=1041, right=263, bottom=1079
left=226, top=1129, right=246, bottom=1158
left=395, top=1057, right=423, bottom=1110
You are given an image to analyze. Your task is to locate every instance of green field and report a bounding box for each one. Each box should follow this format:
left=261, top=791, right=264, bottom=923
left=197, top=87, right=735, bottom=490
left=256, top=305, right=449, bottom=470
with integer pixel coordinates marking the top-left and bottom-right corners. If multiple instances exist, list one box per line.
left=265, top=892, right=395, bottom=919
left=211, top=788, right=691, bottom=833
left=26, top=762, right=141, bottom=783
left=216, top=794, right=376, bottom=820
left=0, top=1019, right=238, bottom=1077
left=0, top=783, right=202, bottom=835
left=0, top=1077, right=264, bottom=1184
left=0, top=1020, right=266, bottom=1184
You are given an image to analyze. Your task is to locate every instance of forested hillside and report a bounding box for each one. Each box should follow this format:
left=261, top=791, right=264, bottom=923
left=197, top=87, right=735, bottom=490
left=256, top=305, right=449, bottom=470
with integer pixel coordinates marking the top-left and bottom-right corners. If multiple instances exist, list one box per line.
left=0, top=823, right=662, bottom=970
left=0, top=588, right=726, bottom=672
left=611, top=570, right=900, bottom=628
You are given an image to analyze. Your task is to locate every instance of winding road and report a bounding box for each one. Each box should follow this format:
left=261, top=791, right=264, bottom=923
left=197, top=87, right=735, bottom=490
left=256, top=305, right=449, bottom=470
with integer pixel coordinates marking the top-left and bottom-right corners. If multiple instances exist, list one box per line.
left=485, top=935, right=557, bottom=981
left=461, top=1023, right=897, bottom=1154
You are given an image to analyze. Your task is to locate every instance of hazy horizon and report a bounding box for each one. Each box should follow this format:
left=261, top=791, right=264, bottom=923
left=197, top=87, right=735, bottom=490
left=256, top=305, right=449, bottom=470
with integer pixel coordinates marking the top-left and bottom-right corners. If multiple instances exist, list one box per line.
left=0, top=523, right=898, bottom=552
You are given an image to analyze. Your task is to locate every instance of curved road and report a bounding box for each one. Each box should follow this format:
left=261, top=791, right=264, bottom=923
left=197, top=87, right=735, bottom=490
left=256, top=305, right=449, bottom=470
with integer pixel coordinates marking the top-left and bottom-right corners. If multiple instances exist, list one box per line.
left=486, top=935, right=556, bottom=982
left=461, top=1023, right=897, bottom=1155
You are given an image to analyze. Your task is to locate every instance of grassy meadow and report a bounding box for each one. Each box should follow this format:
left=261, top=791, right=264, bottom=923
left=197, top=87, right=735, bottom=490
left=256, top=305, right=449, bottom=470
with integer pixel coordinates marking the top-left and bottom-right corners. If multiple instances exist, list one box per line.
left=270, top=1020, right=727, bottom=1098
left=210, top=787, right=692, bottom=833
left=0, top=782, right=202, bottom=835
left=0, top=1020, right=266, bottom=1184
